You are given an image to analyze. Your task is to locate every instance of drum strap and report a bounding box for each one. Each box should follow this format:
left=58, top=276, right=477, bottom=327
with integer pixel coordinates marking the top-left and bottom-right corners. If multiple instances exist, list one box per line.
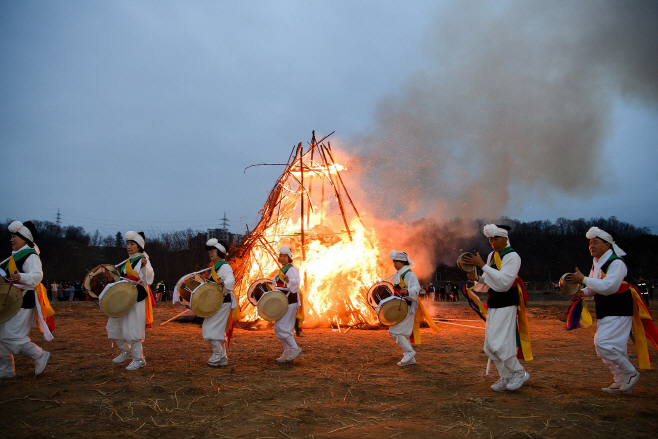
left=397, top=269, right=412, bottom=289
left=275, top=264, right=293, bottom=286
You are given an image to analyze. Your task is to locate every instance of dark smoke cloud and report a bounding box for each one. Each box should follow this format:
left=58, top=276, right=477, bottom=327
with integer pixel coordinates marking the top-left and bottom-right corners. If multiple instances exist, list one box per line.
left=347, top=0, right=658, bottom=222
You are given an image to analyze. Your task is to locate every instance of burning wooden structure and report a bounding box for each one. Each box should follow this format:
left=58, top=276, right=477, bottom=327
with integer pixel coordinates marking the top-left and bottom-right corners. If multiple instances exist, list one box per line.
left=232, top=131, right=383, bottom=326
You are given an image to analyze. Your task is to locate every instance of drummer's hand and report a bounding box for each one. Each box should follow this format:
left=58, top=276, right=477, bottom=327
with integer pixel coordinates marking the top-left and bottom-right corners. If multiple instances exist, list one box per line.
left=8, top=273, right=21, bottom=282
left=400, top=288, right=408, bottom=296
left=565, top=268, right=585, bottom=285
left=281, top=273, right=289, bottom=283
left=141, top=256, right=148, bottom=267
left=466, top=271, right=478, bottom=282
left=463, top=252, right=485, bottom=268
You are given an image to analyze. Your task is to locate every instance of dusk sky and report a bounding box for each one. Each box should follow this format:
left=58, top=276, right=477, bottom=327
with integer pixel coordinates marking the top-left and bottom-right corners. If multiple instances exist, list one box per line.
left=2, top=1, right=657, bottom=237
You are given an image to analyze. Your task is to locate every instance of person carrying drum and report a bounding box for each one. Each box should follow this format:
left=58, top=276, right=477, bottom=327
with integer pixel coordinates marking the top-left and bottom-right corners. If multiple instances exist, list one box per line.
left=273, top=246, right=302, bottom=362
left=0, top=221, right=53, bottom=378
left=106, top=231, right=154, bottom=371
left=462, top=224, right=531, bottom=392
left=565, top=227, right=642, bottom=394
left=388, top=250, right=421, bottom=367
left=203, top=239, right=236, bottom=367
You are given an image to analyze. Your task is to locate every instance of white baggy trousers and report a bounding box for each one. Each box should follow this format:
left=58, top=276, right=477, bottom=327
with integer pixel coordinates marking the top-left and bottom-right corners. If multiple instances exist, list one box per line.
left=484, top=306, right=525, bottom=379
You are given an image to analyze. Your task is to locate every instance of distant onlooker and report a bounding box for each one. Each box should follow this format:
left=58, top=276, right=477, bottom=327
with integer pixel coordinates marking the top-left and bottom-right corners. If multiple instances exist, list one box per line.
left=68, top=283, right=75, bottom=302
left=50, top=281, right=59, bottom=302
left=156, top=280, right=167, bottom=302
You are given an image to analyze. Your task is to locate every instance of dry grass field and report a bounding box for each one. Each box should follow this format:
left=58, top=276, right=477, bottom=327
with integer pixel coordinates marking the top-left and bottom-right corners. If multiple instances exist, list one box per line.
left=1, top=300, right=657, bottom=439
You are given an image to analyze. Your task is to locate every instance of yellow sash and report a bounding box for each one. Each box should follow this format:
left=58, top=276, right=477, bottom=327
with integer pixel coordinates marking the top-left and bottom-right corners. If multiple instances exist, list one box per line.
left=7, top=255, right=18, bottom=275
left=411, top=300, right=440, bottom=345
left=493, top=252, right=533, bottom=361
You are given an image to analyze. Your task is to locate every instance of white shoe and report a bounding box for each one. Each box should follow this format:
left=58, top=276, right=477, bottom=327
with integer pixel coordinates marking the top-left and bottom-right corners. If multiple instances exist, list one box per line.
left=619, top=371, right=640, bottom=392
left=0, top=371, right=16, bottom=379
left=602, top=382, right=632, bottom=395
left=112, top=351, right=132, bottom=364
left=506, top=371, right=530, bottom=391
left=208, top=354, right=228, bottom=366
left=35, top=351, right=50, bottom=376
left=276, top=352, right=289, bottom=363
left=125, top=359, right=146, bottom=371
left=286, top=348, right=302, bottom=362
left=490, top=377, right=510, bottom=392
left=397, top=352, right=416, bottom=367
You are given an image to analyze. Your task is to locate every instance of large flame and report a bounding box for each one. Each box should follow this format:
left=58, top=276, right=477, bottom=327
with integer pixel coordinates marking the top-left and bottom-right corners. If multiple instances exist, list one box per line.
left=234, top=139, right=387, bottom=326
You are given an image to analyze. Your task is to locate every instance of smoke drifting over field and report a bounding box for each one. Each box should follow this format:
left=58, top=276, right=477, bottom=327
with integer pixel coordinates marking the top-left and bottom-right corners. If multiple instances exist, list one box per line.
left=346, top=1, right=658, bottom=222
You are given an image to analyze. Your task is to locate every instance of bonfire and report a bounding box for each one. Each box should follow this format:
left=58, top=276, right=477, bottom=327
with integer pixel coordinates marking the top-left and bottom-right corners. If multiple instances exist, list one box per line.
left=232, top=132, right=385, bottom=326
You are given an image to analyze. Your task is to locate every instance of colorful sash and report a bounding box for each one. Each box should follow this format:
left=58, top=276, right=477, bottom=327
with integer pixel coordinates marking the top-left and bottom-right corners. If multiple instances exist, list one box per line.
left=461, top=282, right=488, bottom=321
left=565, top=298, right=593, bottom=330
left=120, top=256, right=155, bottom=328
left=275, top=263, right=293, bottom=287
left=492, top=250, right=533, bottom=361
left=211, top=260, right=228, bottom=284
left=1, top=248, right=38, bottom=276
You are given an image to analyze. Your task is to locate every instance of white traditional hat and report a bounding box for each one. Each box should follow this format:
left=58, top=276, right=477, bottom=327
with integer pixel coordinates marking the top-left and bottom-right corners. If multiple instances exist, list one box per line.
left=8, top=220, right=38, bottom=248
left=586, top=227, right=626, bottom=257
left=483, top=224, right=511, bottom=247
left=205, top=238, right=227, bottom=255
left=388, top=250, right=415, bottom=268
left=125, top=231, right=145, bottom=249
left=279, top=246, right=293, bottom=259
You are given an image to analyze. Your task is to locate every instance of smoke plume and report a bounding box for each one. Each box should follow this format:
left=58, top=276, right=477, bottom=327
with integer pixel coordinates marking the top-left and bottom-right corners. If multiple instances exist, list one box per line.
left=344, top=1, right=658, bottom=223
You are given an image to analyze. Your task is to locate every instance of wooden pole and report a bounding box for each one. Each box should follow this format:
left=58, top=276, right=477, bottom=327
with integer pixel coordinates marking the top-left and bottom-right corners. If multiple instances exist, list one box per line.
left=299, top=143, right=306, bottom=261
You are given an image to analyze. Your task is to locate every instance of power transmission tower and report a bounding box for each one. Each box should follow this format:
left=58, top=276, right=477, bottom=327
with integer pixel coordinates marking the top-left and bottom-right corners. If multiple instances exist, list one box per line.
left=56, top=208, right=62, bottom=226
left=220, top=212, right=230, bottom=230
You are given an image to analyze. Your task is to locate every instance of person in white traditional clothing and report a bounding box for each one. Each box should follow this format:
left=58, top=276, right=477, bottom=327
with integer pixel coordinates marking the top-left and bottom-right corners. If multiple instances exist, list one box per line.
left=106, top=231, right=154, bottom=371
left=272, top=246, right=302, bottom=362
left=566, top=227, right=640, bottom=394
left=463, top=224, right=530, bottom=391
left=387, top=250, right=421, bottom=367
left=0, top=221, right=51, bottom=378
left=203, top=239, right=236, bottom=367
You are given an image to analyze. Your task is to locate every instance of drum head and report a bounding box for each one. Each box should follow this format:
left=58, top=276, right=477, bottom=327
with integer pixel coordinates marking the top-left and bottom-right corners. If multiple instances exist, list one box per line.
left=0, top=283, right=23, bottom=324
left=84, top=264, right=121, bottom=299
left=367, top=281, right=395, bottom=308
left=457, top=253, right=476, bottom=273
left=378, top=298, right=409, bottom=326
left=99, top=281, right=138, bottom=317
left=559, top=273, right=580, bottom=296
left=175, top=273, right=205, bottom=304
left=247, top=278, right=276, bottom=306
left=191, top=282, right=224, bottom=318
left=257, top=290, right=288, bottom=321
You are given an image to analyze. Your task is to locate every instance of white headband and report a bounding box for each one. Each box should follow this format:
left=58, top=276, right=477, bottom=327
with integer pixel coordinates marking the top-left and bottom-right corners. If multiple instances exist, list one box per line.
left=586, top=227, right=626, bottom=257
left=279, top=246, right=293, bottom=259
left=125, top=231, right=145, bottom=249
left=388, top=250, right=415, bottom=268
left=8, top=221, right=33, bottom=243
left=206, top=238, right=227, bottom=255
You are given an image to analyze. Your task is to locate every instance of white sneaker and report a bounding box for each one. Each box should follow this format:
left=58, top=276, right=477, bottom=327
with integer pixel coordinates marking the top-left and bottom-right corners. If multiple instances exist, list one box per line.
left=112, top=351, right=132, bottom=364
left=286, top=348, right=302, bottom=362
left=125, top=359, right=146, bottom=371
left=490, top=377, right=510, bottom=392
left=35, top=351, right=50, bottom=376
left=602, top=382, right=632, bottom=395
left=276, top=352, right=289, bottom=363
left=397, top=352, right=416, bottom=367
left=0, top=371, right=16, bottom=379
left=207, top=354, right=228, bottom=366
left=619, top=371, right=640, bottom=392
left=506, top=371, right=530, bottom=391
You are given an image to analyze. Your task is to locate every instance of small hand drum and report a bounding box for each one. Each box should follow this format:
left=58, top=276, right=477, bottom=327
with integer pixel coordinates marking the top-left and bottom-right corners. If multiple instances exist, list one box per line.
left=559, top=273, right=581, bottom=296
left=0, top=283, right=23, bottom=324
left=457, top=253, right=476, bottom=273
left=247, top=278, right=288, bottom=321
left=99, top=280, right=139, bottom=318
left=190, top=282, right=224, bottom=318
left=84, top=264, right=121, bottom=299
left=367, top=281, right=409, bottom=326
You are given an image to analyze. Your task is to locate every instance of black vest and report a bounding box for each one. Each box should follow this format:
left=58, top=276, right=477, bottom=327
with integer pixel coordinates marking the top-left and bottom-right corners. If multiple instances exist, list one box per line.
left=486, top=250, right=520, bottom=309
left=593, top=255, right=633, bottom=320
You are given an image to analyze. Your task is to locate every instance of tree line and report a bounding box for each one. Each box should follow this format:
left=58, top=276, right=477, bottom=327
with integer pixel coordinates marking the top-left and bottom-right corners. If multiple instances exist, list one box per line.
left=0, top=216, right=654, bottom=290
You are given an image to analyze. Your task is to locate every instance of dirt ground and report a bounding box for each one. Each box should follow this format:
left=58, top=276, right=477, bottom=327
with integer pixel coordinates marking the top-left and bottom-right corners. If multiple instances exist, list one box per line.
left=1, top=299, right=657, bottom=439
